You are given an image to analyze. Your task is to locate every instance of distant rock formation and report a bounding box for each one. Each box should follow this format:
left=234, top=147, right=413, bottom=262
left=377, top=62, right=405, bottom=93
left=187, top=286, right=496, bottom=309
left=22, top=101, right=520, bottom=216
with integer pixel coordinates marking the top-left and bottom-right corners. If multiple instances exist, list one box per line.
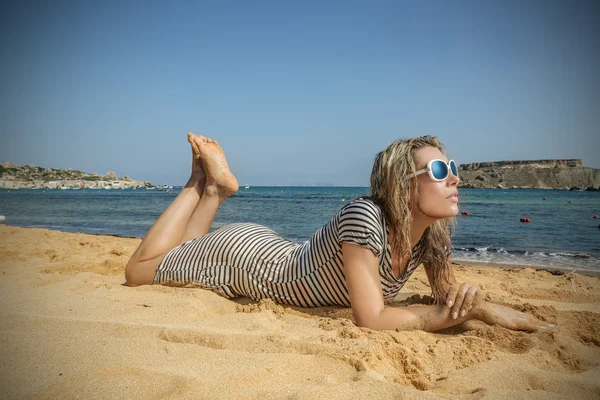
left=458, top=159, right=600, bottom=190
left=460, top=159, right=583, bottom=170
left=0, top=162, right=153, bottom=189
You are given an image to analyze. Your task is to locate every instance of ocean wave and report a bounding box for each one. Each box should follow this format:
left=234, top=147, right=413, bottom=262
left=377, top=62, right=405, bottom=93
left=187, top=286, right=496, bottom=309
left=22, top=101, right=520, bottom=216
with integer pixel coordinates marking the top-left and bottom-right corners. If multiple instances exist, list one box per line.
left=455, top=246, right=595, bottom=259
left=453, top=246, right=599, bottom=270
left=548, top=252, right=591, bottom=259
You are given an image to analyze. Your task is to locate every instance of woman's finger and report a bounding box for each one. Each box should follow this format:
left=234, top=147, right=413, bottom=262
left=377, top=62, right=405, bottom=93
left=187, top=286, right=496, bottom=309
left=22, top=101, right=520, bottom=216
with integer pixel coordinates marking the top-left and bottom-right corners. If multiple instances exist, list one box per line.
left=446, top=285, right=459, bottom=307
left=459, top=285, right=479, bottom=317
left=451, top=283, right=470, bottom=319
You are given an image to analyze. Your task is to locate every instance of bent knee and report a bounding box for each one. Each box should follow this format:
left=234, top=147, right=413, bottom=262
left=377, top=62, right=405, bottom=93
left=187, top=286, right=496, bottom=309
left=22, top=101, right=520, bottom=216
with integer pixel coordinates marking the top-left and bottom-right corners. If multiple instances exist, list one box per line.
left=125, top=257, right=160, bottom=286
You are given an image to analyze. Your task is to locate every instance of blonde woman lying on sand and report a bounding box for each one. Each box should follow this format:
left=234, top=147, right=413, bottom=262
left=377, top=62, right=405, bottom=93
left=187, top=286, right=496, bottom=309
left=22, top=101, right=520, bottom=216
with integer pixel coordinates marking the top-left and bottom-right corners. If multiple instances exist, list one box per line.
left=125, top=133, right=554, bottom=333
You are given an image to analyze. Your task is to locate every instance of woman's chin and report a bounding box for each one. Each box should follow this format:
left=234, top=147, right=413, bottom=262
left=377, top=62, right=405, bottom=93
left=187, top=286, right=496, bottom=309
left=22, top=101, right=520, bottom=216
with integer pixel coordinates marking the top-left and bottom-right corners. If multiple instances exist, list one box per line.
left=423, top=208, right=459, bottom=220
left=419, top=203, right=459, bottom=219
left=444, top=207, right=460, bottom=219
left=441, top=205, right=459, bottom=217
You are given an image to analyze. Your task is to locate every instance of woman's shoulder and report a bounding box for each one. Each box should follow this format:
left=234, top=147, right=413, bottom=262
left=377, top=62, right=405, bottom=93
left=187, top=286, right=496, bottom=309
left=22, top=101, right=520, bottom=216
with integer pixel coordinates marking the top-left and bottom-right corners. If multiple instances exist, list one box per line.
left=339, top=197, right=384, bottom=225
left=336, top=196, right=386, bottom=256
left=344, top=196, right=383, bottom=213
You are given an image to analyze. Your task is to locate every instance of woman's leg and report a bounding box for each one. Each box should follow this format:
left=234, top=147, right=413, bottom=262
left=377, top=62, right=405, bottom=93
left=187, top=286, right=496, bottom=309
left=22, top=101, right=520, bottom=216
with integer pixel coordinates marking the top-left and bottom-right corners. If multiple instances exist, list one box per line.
left=180, top=136, right=238, bottom=243
left=125, top=133, right=238, bottom=286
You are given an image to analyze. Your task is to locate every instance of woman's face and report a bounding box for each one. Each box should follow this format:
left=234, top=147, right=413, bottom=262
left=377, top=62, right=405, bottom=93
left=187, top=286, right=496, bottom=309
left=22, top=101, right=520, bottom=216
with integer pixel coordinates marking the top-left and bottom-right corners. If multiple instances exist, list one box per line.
left=413, top=146, right=460, bottom=220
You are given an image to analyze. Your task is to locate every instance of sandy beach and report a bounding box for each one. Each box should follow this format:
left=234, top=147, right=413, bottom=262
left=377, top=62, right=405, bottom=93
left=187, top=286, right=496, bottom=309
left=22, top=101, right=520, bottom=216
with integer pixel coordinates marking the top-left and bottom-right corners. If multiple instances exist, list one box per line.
left=1, top=224, right=599, bottom=399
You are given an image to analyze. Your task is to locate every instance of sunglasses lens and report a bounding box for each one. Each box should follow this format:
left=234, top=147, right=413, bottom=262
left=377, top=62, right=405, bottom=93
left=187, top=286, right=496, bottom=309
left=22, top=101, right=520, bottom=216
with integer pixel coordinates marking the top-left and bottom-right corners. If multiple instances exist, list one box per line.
left=430, top=160, right=449, bottom=180
left=450, top=160, right=458, bottom=177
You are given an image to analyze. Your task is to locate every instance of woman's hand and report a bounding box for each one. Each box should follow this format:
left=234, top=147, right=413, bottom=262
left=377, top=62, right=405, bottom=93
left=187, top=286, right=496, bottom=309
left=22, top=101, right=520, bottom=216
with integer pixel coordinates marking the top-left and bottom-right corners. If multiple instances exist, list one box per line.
left=445, top=282, right=481, bottom=319
left=477, top=301, right=555, bottom=331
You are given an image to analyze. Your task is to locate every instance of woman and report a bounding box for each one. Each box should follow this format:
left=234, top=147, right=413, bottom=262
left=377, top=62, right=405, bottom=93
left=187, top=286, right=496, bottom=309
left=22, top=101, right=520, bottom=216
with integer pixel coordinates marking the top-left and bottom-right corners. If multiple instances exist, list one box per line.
left=125, top=133, right=554, bottom=332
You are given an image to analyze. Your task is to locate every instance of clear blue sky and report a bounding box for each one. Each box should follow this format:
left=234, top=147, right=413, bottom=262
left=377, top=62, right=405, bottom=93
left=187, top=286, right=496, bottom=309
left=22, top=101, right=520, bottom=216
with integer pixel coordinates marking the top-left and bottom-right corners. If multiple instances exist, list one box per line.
left=1, top=0, right=598, bottom=186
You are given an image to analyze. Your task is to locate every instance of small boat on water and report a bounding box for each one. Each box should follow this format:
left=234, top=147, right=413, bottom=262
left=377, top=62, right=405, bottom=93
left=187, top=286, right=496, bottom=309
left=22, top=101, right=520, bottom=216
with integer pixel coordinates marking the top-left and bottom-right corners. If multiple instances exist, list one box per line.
left=146, top=187, right=156, bottom=190
left=244, top=184, right=250, bottom=190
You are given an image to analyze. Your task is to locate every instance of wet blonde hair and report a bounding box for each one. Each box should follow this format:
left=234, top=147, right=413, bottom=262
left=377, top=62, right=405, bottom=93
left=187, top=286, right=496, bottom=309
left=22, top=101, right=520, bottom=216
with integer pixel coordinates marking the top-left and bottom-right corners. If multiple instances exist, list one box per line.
left=369, top=135, right=455, bottom=303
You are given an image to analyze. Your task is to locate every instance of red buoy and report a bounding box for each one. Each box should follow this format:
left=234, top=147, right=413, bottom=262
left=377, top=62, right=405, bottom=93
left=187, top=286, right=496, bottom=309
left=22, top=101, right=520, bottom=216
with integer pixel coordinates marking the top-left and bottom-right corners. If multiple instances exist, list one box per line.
left=594, top=215, right=599, bottom=219
left=461, top=211, right=470, bottom=216
left=543, top=197, right=547, bottom=200
left=520, top=217, right=531, bottom=223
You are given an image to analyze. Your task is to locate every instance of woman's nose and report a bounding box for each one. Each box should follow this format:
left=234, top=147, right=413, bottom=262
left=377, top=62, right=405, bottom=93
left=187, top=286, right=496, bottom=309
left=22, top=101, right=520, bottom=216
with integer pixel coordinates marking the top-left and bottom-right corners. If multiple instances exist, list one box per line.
left=448, top=172, right=460, bottom=186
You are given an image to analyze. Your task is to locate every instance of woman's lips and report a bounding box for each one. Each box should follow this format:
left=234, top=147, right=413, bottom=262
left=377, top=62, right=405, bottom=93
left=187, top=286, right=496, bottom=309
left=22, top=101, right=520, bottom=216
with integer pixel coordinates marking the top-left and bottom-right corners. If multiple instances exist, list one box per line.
left=447, top=193, right=459, bottom=202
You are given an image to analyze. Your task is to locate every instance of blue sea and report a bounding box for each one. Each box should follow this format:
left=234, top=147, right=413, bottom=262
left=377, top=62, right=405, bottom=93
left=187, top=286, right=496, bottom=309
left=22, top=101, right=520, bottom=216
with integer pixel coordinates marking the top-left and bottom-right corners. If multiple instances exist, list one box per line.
left=1, top=187, right=599, bottom=271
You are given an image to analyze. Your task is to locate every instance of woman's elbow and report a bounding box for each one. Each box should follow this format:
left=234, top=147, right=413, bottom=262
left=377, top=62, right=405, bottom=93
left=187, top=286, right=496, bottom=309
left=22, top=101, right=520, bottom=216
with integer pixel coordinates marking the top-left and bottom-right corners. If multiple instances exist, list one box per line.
left=354, top=318, right=372, bottom=330
left=353, top=313, right=384, bottom=331
left=354, top=308, right=423, bottom=332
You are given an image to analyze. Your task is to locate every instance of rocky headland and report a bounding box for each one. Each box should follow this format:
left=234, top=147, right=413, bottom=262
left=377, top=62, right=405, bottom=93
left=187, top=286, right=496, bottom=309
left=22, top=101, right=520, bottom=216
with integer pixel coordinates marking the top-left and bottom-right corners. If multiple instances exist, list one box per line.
left=2, top=159, right=599, bottom=191
left=0, top=162, right=153, bottom=190
left=458, top=159, right=600, bottom=190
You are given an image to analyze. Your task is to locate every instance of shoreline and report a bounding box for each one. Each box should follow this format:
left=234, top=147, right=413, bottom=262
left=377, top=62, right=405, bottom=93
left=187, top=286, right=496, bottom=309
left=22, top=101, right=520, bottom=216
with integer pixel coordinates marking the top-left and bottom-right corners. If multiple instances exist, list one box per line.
left=0, top=223, right=598, bottom=276
left=453, top=259, right=600, bottom=277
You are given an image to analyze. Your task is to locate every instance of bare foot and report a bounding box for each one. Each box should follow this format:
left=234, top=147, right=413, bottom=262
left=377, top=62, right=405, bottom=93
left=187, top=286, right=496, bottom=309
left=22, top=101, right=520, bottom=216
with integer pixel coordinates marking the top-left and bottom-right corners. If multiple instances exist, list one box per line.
left=478, top=302, right=555, bottom=332
left=193, top=135, right=239, bottom=199
left=187, top=132, right=206, bottom=188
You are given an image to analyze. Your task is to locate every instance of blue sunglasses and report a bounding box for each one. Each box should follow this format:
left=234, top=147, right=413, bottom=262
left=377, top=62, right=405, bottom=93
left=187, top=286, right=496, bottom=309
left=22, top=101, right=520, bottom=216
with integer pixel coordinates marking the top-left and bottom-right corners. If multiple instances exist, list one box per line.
left=413, top=159, right=458, bottom=181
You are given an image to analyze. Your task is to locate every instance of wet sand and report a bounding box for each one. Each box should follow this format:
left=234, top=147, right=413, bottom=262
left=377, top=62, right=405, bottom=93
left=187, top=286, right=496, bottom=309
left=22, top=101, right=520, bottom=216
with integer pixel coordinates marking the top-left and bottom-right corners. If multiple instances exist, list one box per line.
left=1, top=225, right=599, bottom=399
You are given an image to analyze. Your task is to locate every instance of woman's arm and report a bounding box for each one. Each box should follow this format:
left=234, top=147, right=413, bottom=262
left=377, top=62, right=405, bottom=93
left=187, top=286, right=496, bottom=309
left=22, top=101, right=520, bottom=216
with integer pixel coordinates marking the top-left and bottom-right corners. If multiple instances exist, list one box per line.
left=425, top=259, right=481, bottom=319
left=342, top=243, right=552, bottom=332
left=342, top=242, right=478, bottom=331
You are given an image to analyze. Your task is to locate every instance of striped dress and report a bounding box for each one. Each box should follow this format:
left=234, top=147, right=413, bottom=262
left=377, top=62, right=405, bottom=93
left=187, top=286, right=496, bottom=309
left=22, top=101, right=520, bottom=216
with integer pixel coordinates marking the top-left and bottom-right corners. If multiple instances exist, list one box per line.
left=153, top=198, right=423, bottom=307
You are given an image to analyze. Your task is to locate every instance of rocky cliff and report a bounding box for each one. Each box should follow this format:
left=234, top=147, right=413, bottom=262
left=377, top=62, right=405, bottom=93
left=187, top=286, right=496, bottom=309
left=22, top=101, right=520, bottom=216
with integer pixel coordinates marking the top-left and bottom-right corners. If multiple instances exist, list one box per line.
left=0, top=162, right=153, bottom=189
left=458, top=159, right=600, bottom=190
